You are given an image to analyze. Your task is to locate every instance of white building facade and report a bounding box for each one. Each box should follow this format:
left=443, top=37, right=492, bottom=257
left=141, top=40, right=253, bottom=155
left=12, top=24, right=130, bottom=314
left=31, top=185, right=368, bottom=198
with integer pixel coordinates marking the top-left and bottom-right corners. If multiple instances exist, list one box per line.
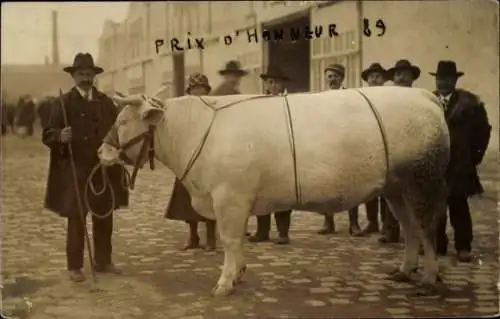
left=97, top=0, right=498, bottom=147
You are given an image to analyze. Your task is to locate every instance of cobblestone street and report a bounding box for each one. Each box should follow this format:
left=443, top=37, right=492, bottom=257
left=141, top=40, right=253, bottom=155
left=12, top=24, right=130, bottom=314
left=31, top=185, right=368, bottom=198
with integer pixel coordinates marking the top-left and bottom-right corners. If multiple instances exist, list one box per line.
left=1, top=134, right=498, bottom=319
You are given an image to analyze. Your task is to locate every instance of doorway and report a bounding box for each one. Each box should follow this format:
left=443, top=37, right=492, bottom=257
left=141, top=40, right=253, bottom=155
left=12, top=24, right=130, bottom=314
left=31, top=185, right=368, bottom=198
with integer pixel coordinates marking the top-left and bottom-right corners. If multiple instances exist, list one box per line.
left=172, top=52, right=185, bottom=97
left=263, top=14, right=311, bottom=93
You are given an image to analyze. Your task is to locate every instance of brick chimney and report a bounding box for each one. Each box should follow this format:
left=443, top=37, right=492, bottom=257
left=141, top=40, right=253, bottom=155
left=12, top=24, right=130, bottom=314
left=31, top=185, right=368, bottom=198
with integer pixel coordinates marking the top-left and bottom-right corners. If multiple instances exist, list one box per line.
left=51, top=10, right=60, bottom=65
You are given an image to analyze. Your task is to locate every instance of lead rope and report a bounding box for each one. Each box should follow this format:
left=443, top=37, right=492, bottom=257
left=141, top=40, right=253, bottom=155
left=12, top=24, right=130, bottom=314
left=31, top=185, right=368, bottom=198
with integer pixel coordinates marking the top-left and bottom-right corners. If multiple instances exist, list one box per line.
left=353, top=89, right=391, bottom=184
left=84, top=164, right=131, bottom=220
left=282, top=94, right=302, bottom=206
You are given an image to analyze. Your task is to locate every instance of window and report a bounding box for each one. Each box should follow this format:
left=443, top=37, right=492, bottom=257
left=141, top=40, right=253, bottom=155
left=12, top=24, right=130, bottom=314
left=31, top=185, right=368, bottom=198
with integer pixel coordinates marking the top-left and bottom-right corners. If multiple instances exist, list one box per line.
left=312, top=38, right=321, bottom=57
left=310, top=59, right=322, bottom=92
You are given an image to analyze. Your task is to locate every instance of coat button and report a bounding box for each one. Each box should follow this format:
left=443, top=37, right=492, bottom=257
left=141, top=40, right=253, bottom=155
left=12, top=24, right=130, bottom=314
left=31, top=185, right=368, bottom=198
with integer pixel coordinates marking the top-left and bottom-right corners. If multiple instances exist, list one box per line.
left=84, top=136, right=88, bottom=141
left=81, top=112, right=87, bottom=117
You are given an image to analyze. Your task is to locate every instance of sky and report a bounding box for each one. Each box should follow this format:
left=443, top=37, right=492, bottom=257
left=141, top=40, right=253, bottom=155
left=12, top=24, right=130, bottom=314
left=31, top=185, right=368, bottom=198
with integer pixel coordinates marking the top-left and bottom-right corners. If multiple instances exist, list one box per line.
left=1, top=2, right=130, bottom=65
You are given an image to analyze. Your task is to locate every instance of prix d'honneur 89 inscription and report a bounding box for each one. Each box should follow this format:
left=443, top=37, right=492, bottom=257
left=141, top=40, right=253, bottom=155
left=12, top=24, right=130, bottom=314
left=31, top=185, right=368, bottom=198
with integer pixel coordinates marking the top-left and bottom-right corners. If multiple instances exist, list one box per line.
left=155, top=18, right=386, bottom=54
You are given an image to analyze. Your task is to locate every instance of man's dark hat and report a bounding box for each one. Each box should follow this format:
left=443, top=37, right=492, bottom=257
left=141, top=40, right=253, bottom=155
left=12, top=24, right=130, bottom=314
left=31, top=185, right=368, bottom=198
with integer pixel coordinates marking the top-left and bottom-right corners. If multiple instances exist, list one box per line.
left=218, top=60, right=248, bottom=76
left=387, top=59, right=420, bottom=80
left=429, top=60, right=464, bottom=77
left=260, top=65, right=290, bottom=81
left=324, top=63, right=345, bottom=77
left=63, top=53, right=104, bottom=74
left=361, top=63, right=388, bottom=82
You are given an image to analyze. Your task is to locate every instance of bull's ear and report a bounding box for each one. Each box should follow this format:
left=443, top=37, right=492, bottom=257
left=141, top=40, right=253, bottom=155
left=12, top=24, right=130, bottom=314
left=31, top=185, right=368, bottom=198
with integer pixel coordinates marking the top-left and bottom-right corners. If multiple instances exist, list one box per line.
left=141, top=107, right=165, bottom=125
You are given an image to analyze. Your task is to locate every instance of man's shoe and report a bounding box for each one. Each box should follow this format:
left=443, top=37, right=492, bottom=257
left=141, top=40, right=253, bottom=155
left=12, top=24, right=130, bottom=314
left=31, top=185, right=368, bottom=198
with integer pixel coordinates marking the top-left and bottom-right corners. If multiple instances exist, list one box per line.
left=274, top=236, right=290, bottom=245
left=248, top=234, right=270, bottom=243
left=68, top=270, right=85, bottom=282
left=95, top=263, right=122, bottom=274
left=456, top=250, right=473, bottom=263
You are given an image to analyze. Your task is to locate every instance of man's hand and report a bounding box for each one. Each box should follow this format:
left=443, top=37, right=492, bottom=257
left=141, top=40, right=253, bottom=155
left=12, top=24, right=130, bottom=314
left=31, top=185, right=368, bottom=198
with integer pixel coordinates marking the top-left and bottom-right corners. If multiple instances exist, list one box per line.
left=60, top=126, right=72, bottom=143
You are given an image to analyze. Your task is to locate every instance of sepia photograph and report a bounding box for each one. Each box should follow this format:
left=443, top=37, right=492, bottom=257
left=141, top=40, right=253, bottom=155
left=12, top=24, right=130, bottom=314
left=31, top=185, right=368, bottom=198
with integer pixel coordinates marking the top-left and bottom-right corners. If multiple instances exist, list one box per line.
left=1, top=1, right=498, bottom=318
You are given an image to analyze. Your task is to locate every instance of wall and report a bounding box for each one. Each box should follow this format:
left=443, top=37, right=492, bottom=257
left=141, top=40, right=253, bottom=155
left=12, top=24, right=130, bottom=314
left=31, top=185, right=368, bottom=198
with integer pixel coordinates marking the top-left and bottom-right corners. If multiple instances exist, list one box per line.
left=361, top=0, right=499, bottom=151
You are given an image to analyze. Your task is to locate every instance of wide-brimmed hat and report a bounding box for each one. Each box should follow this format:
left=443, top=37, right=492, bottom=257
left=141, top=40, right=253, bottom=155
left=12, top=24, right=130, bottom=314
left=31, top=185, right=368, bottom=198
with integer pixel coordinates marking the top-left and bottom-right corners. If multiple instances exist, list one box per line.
left=63, top=53, right=104, bottom=74
left=324, top=63, right=345, bottom=77
left=218, top=60, right=248, bottom=76
left=260, top=65, right=290, bottom=81
left=386, top=59, right=420, bottom=80
left=429, top=60, right=464, bottom=78
left=186, top=72, right=211, bottom=94
left=361, top=63, right=388, bottom=82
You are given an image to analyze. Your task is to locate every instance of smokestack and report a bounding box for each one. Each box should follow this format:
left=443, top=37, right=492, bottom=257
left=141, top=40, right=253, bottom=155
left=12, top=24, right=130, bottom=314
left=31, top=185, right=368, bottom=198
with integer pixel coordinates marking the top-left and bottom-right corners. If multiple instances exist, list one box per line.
left=51, top=10, right=60, bottom=65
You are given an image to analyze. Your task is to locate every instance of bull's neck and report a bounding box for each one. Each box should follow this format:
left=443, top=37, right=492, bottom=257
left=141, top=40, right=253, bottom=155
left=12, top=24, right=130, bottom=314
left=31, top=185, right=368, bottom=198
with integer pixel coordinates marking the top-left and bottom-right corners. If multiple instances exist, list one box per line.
left=151, top=105, right=197, bottom=180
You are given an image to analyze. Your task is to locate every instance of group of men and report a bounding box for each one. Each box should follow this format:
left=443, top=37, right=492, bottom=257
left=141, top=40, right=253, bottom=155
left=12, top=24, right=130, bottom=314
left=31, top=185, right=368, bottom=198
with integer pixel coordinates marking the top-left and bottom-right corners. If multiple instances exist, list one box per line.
left=1, top=93, right=42, bottom=137
left=38, top=51, right=490, bottom=283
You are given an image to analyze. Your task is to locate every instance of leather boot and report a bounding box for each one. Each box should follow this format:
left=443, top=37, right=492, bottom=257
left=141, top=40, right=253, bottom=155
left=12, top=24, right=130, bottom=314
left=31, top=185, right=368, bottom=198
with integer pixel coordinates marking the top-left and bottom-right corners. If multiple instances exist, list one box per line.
left=68, top=269, right=85, bottom=282
left=249, top=215, right=271, bottom=242
left=205, top=220, right=217, bottom=251
left=318, top=213, right=335, bottom=234
left=183, top=222, right=201, bottom=250
left=349, top=207, right=362, bottom=236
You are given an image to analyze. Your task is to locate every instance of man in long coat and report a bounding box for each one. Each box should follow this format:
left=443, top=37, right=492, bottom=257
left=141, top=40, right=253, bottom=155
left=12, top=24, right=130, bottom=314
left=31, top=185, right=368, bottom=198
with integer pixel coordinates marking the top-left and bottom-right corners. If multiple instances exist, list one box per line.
left=378, top=59, right=421, bottom=244
left=211, top=60, right=248, bottom=95
left=165, top=72, right=217, bottom=251
left=42, top=52, right=128, bottom=282
left=248, top=65, right=293, bottom=245
left=318, top=63, right=362, bottom=236
left=430, top=60, right=491, bottom=262
left=350, top=63, right=389, bottom=237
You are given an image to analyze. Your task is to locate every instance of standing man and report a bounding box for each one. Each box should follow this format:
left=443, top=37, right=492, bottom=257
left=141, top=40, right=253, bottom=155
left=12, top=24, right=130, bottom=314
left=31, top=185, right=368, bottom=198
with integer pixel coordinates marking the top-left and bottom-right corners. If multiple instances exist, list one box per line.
left=15, top=94, right=36, bottom=137
left=42, top=53, right=129, bottom=282
left=430, top=60, right=491, bottom=262
left=211, top=60, right=248, bottom=95
left=350, top=63, right=389, bottom=237
left=318, top=63, right=362, bottom=236
left=165, top=72, right=217, bottom=251
left=248, top=65, right=292, bottom=245
left=378, top=59, right=421, bottom=244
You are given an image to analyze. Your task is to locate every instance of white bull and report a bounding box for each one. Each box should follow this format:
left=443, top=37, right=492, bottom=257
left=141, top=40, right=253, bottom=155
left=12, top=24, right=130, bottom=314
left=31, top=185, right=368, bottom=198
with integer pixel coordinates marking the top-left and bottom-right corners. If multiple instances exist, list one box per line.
left=99, top=86, right=450, bottom=297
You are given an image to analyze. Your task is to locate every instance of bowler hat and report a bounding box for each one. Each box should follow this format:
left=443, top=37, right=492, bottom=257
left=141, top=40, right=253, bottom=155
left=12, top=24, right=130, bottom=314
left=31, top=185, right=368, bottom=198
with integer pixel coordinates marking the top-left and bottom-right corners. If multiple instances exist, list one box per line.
left=63, top=53, right=104, bottom=74
left=361, top=63, right=388, bottom=82
left=186, top=72, right=212, bottom=94
left=386, top=59, right=420, bottom=80
left=324, top=63, right=345, bottom=77
left=218, top=60, right=248, bottom=76
left=429, top=60, right=464, bottom=77
left=260, top=65, right=290, bottom=81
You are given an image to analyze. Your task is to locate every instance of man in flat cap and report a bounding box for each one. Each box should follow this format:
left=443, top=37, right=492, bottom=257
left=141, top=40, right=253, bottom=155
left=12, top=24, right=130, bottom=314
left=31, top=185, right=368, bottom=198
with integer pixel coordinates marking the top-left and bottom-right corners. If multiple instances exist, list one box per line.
left=377, top=59, right=421, bottom=244
left=211, top=60, right=248, bottom=96
left=348, top=63, right=389, bottom=237
left=248, top=65, right=292, bottom=245
left=42, top=52, right=128, bottom=282
left=318, top=63, right=362, bottom=236
left=429, top=60, right=491, bottom=262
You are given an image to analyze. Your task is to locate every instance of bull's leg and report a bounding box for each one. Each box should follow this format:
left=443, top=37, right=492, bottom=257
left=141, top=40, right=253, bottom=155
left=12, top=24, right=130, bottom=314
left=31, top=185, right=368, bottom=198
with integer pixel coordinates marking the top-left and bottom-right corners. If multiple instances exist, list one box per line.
left=401, top=179, right=447, bottom=295
left=384, top=191, right=420, bottom=282
left=211, top=190, right=250, bottom=297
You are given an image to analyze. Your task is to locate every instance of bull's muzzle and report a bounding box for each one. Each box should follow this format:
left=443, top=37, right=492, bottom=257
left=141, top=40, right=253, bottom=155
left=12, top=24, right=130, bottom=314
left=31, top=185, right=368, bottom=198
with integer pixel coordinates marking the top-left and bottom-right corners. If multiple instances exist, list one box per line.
left=98, top=144, right=124, bottom=167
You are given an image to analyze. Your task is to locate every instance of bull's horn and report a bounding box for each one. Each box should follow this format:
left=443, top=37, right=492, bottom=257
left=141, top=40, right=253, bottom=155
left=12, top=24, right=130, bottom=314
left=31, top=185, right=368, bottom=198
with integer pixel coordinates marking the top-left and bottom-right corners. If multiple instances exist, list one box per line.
left=151, top=85, right=168, bottom=99
left=112, top=94, right=144, bottom=106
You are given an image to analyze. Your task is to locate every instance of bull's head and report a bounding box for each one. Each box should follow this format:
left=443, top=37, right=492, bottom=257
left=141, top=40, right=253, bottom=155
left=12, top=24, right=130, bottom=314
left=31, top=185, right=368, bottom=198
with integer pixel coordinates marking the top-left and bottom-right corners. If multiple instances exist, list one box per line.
left=98, top=94, right=165, bottom=167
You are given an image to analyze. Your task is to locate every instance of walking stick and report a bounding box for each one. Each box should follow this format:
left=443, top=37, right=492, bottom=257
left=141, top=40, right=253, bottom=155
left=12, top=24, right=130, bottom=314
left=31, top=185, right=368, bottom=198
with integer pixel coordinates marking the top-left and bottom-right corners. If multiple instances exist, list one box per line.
left=58, top=89, right=98, bottom=286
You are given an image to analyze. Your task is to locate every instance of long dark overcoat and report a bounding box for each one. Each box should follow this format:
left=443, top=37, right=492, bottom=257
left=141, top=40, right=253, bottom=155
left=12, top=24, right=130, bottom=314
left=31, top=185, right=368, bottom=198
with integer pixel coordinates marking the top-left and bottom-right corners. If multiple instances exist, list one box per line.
left=438, top=89, right=491, bottom=196
left=164, top=80, right=240, bottom=221
left=43, top=87, right=129, bottom=218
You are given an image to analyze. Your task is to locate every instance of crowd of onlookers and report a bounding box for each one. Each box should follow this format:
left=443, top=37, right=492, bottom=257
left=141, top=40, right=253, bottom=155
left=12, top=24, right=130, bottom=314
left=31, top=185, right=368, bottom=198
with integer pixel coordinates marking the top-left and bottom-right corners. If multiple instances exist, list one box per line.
left=1, top=93, right=55, bottom=137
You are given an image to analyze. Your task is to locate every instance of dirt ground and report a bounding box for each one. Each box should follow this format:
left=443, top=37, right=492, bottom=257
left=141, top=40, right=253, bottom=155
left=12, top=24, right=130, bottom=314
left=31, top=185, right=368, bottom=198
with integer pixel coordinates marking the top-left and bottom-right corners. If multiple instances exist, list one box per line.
left=1, top=131, right=498, bottom=318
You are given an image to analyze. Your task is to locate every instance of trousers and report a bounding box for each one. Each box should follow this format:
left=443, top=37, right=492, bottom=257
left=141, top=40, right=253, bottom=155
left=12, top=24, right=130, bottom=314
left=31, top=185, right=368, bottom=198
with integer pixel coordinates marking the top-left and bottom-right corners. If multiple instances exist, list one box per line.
left=66, top=212, right=113, bottom=271
left=255, top=210, right=292, bottom=237
left=436, top=195, right=473, bottom=252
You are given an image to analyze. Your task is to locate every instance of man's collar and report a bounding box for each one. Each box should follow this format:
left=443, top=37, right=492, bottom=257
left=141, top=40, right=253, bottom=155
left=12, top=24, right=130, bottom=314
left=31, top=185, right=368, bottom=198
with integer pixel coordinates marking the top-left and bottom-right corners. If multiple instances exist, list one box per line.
left=75, top=86, right=93, bottom=100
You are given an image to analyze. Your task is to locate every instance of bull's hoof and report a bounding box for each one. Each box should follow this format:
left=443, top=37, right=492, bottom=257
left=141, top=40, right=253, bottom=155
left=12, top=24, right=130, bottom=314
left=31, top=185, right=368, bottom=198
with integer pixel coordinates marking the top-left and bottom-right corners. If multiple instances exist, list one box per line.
left=211, top=282, right=234, bottom=297
left=233, top=266, right=247, bottom=285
